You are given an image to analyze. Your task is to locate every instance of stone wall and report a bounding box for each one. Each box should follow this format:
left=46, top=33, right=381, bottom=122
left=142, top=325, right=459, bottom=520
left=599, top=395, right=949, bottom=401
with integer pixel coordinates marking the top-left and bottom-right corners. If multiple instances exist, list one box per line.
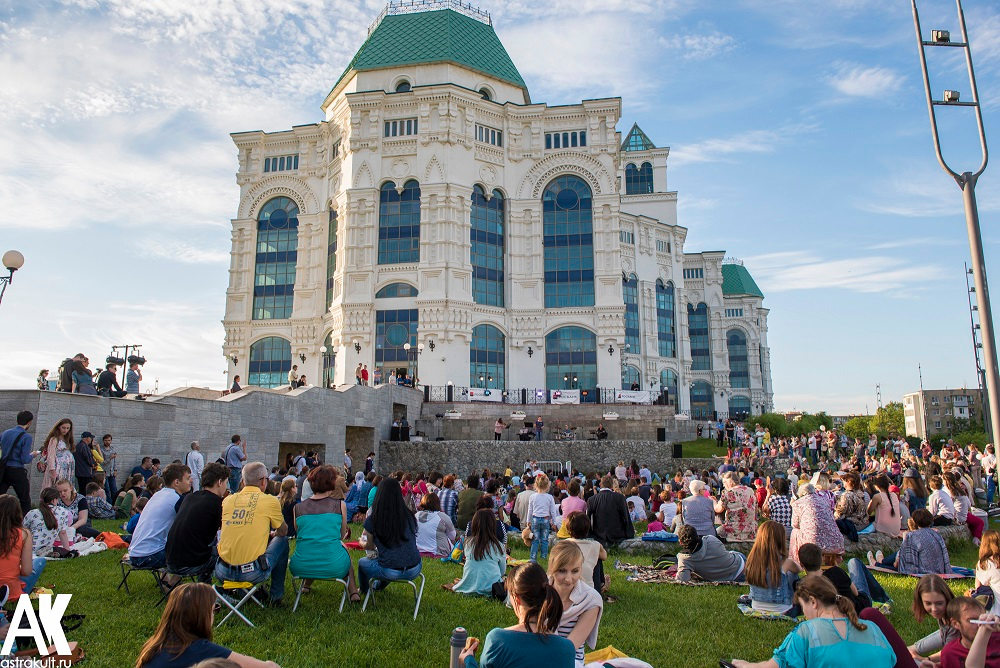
left=0, top=386, right=422, bottom=489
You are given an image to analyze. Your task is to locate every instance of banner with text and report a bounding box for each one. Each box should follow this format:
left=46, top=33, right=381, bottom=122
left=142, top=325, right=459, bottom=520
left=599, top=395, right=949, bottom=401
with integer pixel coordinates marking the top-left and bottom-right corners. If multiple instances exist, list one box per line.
left=550, top=389, right=581, bottom=405
left=468, top=388, right=502, bottom=402
left=615, top=390, right=651, bottom=403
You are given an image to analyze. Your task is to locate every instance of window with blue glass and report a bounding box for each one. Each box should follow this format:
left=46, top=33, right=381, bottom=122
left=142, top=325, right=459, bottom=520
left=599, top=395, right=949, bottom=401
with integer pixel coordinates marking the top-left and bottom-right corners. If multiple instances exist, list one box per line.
left=623, top=274, right=640, bottom=353
left=727, top=329, right=750, bottom=389
left=688, top=303, right=711, bottom=370
left=470, top=324, right=505, bottom=389
left=378, top=180, right=421, bottom=265
left=543, top=176, right=594, bottom=308
left=375, top=283, right=418, bottom=299
left=253, top=197, right=298, bottom=320
left=375, top=309, right=418, bottom=381
left=656, top=280, right=676, bottom=358
left=624, top=162, right=653, bottom=195
left=326, top=208, right=337, bottom=309
left=322, top=331, right=336, bottom=389
left=621, top=365, right=641, bottom=390
left=248, top=337, right=291, bottom=388
left=660, top=369, right=678, bottom=405
left=545, top=326, right=597, bottom=399
left=729, top=395, right=751, bottom=419
left=690, top=380, right=715, bottom=420
left=471, top=186, right=505, bottom=306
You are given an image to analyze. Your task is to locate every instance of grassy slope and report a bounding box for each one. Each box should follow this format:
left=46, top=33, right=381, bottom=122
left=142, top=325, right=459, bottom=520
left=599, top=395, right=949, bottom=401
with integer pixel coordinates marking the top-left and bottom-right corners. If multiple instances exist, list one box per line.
left=47, top=519, right=986, bottom=668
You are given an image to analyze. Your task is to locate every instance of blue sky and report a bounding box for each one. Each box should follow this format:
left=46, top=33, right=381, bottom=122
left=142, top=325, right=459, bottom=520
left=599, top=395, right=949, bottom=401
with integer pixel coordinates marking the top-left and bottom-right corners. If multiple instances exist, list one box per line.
left=1, top=0, right=998, bottom=413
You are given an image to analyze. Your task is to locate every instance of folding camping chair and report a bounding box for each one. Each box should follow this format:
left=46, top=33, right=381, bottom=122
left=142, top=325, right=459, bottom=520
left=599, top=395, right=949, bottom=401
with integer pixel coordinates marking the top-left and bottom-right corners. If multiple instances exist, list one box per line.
left=214, top=581, right=265, bottom=628
left=117, top=554, right=167, bottom=595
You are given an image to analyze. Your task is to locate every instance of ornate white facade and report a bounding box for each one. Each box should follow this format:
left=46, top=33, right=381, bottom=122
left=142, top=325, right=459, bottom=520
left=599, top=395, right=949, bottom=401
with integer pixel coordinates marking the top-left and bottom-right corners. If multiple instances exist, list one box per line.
left=221, top=1, right=773, bottom=418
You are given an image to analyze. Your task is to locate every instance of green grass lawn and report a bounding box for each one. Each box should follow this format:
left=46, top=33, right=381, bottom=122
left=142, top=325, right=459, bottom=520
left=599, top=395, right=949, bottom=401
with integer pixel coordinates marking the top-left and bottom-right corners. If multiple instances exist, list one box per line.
left=677, top=438, right=728, bottom=459
left=39, top=519, right=989, bottom=668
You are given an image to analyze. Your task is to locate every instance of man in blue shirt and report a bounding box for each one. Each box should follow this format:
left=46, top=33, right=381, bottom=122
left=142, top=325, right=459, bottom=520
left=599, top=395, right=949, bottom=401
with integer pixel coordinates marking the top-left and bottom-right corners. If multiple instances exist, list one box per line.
left=224, top=435, right=247, bottom=493
left=0, top=410, right=38, bottom=513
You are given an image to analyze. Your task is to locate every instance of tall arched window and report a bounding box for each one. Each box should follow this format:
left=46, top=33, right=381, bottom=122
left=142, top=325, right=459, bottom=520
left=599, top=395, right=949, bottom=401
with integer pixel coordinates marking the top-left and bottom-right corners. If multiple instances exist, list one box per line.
left=248, top=337, right=291, bottom=388
left=727, top=329, right=750, bottom=389
left=622, top=365, right=641, bottom=390
left=545, top=326, right=597, bottom=397
left=624, top=162, right=653, bottom=195
left=656, top=280, right=676, bottom=358
left=378, top=180, right=421, bottom=265
left=729, top=395, right=751, bottom=420
left=470, top=324, right=505, bottom=389
left=322, top=331, right=336, bottom=389
left=623, top=274, right=640, bottom=353
left=253, top=197, right=298, bottom=320
left=326, top=207, right=337, bottom=309
left=688, top=303, right=711, bottom=370
left=660, top=369, right=678, bottom=406
left=375, top=309, right=418, bottom=381
left=471, top=186, right=505, bottom=306
left=543, top=176, right=594, bottom=308
left=690, top=380, right=715, bottom=420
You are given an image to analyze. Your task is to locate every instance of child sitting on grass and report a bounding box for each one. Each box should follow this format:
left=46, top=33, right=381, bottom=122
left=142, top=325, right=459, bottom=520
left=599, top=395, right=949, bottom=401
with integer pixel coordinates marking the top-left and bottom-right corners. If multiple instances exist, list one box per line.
left=85, top=482, right=116, bottom=520
left=123, top=498, right=147, bottom=544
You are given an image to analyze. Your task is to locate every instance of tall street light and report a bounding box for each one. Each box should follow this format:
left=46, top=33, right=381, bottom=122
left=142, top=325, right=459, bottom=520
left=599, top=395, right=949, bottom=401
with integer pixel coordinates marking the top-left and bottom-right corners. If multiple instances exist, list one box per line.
left=0, top=250, right=24, bottom=306
left=911, top=0, right=998, bottom=442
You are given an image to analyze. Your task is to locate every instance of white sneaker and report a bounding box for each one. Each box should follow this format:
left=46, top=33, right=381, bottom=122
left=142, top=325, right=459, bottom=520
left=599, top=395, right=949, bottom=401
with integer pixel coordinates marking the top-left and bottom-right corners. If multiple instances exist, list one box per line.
left=867, top=551, right=875, bottom=567
left=875, top=550, right=884, bottom=564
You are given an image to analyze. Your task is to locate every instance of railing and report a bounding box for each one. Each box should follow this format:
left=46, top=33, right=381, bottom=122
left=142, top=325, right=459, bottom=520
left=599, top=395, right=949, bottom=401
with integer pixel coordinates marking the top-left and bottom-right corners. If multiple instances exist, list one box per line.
left=420, top=386, right=673, bottom=406
left=369, top=0, right=491, bottom=35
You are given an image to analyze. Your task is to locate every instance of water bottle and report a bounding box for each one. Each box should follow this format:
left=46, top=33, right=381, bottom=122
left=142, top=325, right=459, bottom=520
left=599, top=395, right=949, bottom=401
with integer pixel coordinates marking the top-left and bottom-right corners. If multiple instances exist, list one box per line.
left=449, top=627, right=468, bottom=668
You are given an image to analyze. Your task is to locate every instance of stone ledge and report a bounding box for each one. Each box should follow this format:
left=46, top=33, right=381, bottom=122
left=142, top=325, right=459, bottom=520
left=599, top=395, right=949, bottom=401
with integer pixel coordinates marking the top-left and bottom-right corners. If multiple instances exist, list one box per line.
left=615, top=524, right=973, bottom=557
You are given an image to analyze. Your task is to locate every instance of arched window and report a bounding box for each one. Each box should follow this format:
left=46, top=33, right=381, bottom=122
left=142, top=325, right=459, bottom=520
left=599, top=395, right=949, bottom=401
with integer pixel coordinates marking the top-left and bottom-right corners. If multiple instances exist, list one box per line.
left=656, top=280, right=676, bottom=358
left=729, top=395, right=751, bottom=420
left=253, top=197, right=299, bottom=320
left=248, top=337, right=291, bottom=388
left=378, top=180, right=421, bottom=265
left=624, top=162, right=653, bottom=195
left=659, top=369, right=678, bottom=406
left=727, top=329, right=750, bottom=389
left=395, top=80, right=411, bottom=93
left=543, top=176, right=594, bottom=308
left=622, top=365, right=641, bottom=390
left=688, top=303, right=711, bottom=370
left=322, top=331, right=336, bottom=389
left=623, top=274, right=640, bottom=354
left=326, top=207, right=338, bottom=309
left=375, top=282, right=418, bottom=299
left=690, top=380, right=715, bottom=420
left=470, top=324, right=505, bottom=389
left=471, top=186, right=505, bottom=306
left=479, top=88, right=492, bottom=101
left=375, top=308, right=418, bottom=382
left=545, top=326, right=597, bottom=399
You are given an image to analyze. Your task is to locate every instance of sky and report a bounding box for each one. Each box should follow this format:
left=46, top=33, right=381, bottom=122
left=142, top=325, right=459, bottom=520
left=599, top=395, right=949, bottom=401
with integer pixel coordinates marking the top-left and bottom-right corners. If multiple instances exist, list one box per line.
left=1, top=0, right=999, bottom=414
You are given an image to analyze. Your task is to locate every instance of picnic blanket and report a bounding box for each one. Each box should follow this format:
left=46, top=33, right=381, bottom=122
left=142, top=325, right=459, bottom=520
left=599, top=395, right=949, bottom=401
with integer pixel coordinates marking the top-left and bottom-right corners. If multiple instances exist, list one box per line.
left=614, top=561, right=743, bottom=586
left=868, top=565, right=974, bottom=579
left=737, top=600, right=893, bottom=622
left=640, top=531, right=678, bottom=542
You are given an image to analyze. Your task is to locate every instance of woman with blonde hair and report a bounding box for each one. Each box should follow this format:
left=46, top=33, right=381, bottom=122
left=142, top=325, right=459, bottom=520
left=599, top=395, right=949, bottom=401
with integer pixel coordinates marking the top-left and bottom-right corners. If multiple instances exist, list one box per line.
left=974, top=529, right=1000, bottom=615
left=744, top=520, right=799, bottom=614
left=547, top=541, right=603, bottom=668
left=40, top=418, right=75, bottom=489
left=135, top=583, right=280, bottom=667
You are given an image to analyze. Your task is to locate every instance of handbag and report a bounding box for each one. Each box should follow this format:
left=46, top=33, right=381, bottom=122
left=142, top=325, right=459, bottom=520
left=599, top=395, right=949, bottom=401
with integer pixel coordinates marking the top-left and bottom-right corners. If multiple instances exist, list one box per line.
left=0, top=432, right=25, bottom=480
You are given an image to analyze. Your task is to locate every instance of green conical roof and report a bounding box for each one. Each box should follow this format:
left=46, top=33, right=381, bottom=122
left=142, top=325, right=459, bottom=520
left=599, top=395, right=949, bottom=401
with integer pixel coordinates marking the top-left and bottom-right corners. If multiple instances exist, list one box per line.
left=621, top=123, right=656, bottom=152
left=721, top=264, right=764, bottom=298
left=332, top=8, right=527, bottom=96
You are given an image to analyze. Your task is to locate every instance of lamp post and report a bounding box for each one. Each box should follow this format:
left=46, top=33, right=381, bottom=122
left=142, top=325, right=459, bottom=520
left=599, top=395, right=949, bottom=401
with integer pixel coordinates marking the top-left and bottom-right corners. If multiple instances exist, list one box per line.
left=0, top=250, right=24, bottom=306
left=911, top=0, right=999, bottom=444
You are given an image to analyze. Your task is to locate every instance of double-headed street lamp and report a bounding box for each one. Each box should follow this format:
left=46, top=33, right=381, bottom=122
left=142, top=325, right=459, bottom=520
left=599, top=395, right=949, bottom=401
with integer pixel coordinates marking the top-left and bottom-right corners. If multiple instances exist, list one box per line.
left=0, top=250, right=24, bottom=306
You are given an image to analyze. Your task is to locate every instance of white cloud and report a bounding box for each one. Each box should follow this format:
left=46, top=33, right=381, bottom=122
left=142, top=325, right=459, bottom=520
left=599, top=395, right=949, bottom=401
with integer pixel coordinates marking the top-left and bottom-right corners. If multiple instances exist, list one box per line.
left=139, top=241, right=232, bottom=265
left=828, top=63, right=904, bottom=98
left=866, top=237, right=963, bottom=250
left=670, top=123, right=816, bottom=166
left=659, top=32, right=737, bottom=60
left=743, top=251, right=946, bottom=294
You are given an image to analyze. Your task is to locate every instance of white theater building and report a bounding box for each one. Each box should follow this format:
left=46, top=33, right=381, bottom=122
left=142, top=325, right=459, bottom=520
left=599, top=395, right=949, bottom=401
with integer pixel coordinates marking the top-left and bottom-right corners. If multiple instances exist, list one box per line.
left=222, top=0, right=774, bottom=419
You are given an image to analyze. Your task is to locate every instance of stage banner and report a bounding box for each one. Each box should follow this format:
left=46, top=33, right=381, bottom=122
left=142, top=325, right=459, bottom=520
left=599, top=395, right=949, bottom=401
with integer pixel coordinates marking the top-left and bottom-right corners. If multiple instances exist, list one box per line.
left=550, top=389, right=580, bottom=405
left=468, top=388, right=502, bottom=402
left=615, top=390, right=651, bottom=403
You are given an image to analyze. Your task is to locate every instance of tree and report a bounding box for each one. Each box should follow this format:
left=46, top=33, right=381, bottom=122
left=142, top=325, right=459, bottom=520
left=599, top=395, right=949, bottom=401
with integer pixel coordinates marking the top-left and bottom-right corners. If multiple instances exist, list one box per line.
left=787, top=412, right=833, bottom=437
left=745, top=413, right=788, bottom=438
left=843, top=415, right=873, bottom=441
left=869, top=402, right=905, bottom=438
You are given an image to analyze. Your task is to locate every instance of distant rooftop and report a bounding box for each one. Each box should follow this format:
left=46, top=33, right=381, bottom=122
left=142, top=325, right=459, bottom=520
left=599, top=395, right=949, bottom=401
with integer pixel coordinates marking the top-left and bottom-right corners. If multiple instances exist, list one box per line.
left=621, top=123, right=656, bottom=152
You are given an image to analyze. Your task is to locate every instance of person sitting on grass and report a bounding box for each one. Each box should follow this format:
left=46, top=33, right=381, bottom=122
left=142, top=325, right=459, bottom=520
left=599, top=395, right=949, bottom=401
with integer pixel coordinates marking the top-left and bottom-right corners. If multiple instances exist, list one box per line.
left=940, top=597, right=1000, bottom=668
left=909, top=574, right=959, bottom=663
left=975, top=530, right=1000, bottom=616
left=448, top=508, right=507, bottom=596
left=214, top=461, right=289, bottom=606
left=128, top=464, right=193, bottom=570
left=795, top=543, right=866, bottom=615
left=124, top=498, right=148, bottom=542
left=867, top=509, right=951, bottom=575
left=278, top=479, right=297, bottom=539
left=165, top=463, right=229, bottom=583
left=547, top=541, right=603, bottom=668
left=135, top=583, right=280, bottom=668
left=927, top=475, right=958, bottom=526
left=563, top=511, right=607, bottom=595
left=84, top=482, right=116, bottom=520
left=23, top=488, right=73, bottom=557
left=675, top=524, right=745, bottom=583
left=289, top=464, right=361, bottom=603
left=730, top=575, right=895, bottom=668
left=459, top=562, right=575, bottom=668
left=358, top=477, right=420, bottom=595
left=0, top=495, right=46, bottom=598
left=141, top=476, right=164, bottom=500
left=115, top=473, right=144, bottom=518
left=744, top=520, right=799, bottom=615
left=415, top=492, right=456, bottom=558
left=681, top=480, right=716, bottom=538
left=56, top=478, right=101, bottom=539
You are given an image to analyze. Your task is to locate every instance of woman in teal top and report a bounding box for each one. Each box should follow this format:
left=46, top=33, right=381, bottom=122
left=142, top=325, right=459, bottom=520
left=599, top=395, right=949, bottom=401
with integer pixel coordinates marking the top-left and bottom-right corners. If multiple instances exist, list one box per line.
left=367, top=476, right=380, bottom=509
left=730, top=575, right=894, bottom=668
left=290, top=465, right=360, bottom=602
left=461, top=562, right=574, bottom=668
left=452, top=508, right=506, bottom=596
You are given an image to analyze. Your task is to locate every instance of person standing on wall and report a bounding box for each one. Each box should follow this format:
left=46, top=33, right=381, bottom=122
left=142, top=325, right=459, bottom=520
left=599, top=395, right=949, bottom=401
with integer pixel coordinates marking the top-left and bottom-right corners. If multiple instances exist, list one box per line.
left=125, top=362, right=142, bottom=395
left=0, top=410, right=39, bottom=514
left=186, top=441, right=205, bottom=492
left=225, top=435, right=247, bottom=493
left=288, top=365, right=299, bottom=389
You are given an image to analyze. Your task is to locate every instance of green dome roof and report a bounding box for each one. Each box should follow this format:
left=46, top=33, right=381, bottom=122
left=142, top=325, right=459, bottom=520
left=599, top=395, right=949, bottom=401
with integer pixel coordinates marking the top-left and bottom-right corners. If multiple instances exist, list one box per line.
left=332, top=8, right=527, bottom=96
left=721, top=263, right=764, bottom=298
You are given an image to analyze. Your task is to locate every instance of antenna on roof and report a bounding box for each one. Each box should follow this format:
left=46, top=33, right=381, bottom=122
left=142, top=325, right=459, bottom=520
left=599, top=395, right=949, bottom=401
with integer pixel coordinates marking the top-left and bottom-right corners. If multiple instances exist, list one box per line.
left=369, top=0, right=492, bottom=35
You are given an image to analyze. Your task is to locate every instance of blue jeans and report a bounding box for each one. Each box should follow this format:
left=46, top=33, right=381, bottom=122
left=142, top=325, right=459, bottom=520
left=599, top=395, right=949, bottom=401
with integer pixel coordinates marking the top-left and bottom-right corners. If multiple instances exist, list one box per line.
left=130, top=549, right=166, bottom=570
left=357, top=558, right=421, bottom=595
left=530, top=517, right=551, bottom=561
left=848, top=558, right=890, bottom=604
left=105, top=475, right=118, bottom=506
left=988, top=474, right=996, bottom=506
left=228, top=468, right=241, bottom=494
left=213, top=536, right=289, bottom=601
left=19, top=557, right=46, bottom=595
left=535, top=428, right=542, bottom=441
